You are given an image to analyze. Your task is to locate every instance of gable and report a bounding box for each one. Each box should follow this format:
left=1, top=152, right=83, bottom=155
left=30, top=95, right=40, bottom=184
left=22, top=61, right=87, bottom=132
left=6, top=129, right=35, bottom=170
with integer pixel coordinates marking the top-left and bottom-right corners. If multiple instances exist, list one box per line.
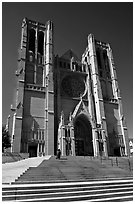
left=60, top=49, right=80, bottom=62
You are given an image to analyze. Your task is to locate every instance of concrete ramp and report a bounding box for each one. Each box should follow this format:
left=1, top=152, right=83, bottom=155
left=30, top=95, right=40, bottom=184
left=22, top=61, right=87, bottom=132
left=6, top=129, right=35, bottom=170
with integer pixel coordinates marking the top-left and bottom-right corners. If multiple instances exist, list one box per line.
left=2, top=155, right=51, bottom=184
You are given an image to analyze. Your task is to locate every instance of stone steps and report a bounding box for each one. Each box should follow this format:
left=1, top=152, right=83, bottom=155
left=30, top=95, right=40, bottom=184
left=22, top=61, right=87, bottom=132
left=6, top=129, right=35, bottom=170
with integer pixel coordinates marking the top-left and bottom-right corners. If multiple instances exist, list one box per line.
left=2, top=179, right=133, bottom=202
left=14, top=156, right=132, bottom=183
left=2, top=156, right=133, bottom=201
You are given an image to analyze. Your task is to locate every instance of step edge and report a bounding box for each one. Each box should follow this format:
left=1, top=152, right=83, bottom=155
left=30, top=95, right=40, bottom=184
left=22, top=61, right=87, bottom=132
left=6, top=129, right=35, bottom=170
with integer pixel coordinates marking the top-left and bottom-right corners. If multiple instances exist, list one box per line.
left=2, top=188, right=133, bottom=199
left=3, top=191, right=133, bottom=202
left=2, top=183, right=133, bottom=193
left=2, top=177, right=133, bottom=188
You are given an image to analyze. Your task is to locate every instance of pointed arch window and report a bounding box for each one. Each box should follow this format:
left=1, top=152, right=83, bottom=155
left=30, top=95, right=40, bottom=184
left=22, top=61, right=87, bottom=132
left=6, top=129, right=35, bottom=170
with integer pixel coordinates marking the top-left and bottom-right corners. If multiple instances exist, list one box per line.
left=96, top=49, right=102, bottom=69
left=38, top=31, right=44, bottom=55
left=29, top=29, right=36, bottom=53
left=37, top=31, right=44, bottom=64
left=103, top=50, right=110, bottom=72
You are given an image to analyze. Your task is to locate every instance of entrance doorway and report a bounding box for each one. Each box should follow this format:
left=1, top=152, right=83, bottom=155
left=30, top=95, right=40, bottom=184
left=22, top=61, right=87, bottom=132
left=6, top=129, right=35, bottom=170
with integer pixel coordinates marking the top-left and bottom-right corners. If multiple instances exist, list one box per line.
left=74, top=114, right=94, bottom=156
left=114, top=147, right=121, bottom=156
left=28, top=145, right=37, bottom=157
left=75, top=139, right=84, bottom=156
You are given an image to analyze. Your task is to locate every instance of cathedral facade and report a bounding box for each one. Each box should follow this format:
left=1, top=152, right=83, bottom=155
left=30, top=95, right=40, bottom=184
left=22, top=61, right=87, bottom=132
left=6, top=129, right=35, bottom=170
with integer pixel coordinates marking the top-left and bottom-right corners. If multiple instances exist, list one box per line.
left=8, top=18, right=129, bottom=157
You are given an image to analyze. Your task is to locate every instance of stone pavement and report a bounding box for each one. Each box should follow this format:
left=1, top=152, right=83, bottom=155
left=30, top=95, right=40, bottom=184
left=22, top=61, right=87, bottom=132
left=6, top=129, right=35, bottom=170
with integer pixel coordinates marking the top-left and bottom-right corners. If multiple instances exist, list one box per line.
left=2, top=155, right=51, bottom=184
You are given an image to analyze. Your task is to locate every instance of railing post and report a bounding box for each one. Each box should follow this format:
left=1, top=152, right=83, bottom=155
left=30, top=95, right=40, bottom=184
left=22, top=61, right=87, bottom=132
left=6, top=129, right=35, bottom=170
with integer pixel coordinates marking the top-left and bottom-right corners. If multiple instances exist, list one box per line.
left=100, top=155, right=102, bottom=164
left=116, top=157, right=118, bottom=166
left=111, top=158, right=113, bottom=166
left=128, top=159, right=131, bottom=171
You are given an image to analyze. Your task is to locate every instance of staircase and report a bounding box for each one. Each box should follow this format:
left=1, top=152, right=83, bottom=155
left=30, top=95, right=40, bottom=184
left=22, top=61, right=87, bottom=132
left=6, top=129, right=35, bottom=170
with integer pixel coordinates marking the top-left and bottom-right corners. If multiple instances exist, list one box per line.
left=14, top=156, right=133, bottom=183
left=2, top=156, right=133, bottom=202
left=2, top=178, right=133, bottom=202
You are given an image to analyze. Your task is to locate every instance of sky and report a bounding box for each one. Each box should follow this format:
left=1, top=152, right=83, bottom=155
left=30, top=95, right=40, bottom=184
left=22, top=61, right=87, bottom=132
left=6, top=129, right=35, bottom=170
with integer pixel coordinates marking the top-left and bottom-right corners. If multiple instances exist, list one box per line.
left=2, top=2, right=133, bottom=138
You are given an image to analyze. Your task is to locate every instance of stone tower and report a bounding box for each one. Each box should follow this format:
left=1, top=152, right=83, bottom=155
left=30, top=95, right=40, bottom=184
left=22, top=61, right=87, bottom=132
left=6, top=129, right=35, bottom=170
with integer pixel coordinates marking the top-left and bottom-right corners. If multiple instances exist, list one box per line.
left=9, top=18, right=54, bottom=156
left=82, top=34, right=129, bottom=157
left=55, top=36, right=129, bottom=157
left=8, top=18, right=129, bottom=157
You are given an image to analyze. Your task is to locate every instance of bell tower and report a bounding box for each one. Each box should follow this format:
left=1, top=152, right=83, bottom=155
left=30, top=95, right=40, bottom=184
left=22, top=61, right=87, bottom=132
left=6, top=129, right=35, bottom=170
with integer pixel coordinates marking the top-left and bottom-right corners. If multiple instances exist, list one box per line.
left=82, top=34, right=129, bottom=156
left=9, top=18, right=54, bottom=156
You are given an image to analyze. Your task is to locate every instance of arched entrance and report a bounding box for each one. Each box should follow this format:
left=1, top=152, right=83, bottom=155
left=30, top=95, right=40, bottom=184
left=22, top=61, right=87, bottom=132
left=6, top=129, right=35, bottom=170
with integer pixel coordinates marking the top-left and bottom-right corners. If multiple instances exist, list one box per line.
left=74, top=114, right=94, bottom=156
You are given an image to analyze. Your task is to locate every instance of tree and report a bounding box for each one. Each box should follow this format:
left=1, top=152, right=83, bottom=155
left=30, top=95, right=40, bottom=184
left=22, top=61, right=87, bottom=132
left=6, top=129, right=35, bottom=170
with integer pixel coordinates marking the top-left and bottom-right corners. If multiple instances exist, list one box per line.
left=2, top=125, right=11, bottom=152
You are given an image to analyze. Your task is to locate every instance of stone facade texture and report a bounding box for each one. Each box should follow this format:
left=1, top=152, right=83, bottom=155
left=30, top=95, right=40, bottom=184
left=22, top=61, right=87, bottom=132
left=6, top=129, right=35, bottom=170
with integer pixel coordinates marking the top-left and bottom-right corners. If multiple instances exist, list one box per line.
left=8, top=18, right=129, bottom=157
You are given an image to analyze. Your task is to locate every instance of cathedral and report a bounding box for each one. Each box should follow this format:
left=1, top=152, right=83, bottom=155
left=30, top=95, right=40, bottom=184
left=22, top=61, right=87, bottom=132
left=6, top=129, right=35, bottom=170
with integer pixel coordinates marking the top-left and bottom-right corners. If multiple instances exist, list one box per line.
left=7, top=18, right=129, bottom=157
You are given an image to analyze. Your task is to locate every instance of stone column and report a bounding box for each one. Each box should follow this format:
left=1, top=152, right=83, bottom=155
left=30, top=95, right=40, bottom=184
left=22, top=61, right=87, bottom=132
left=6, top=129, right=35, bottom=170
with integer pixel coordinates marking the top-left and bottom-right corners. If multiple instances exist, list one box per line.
left=102, top=130, right=108, bottom=157
left=71, top=127, right=75, bottom=156
left=103, top=140, right=108, bottom=157
left=44, top=142, right=46, bottom=155
left=37, top=143, right=39, bottom=156
left=88, top=34, right=102, bottom=126
left=93, top=129, right=100, bottom=157
left=11, top=113, right=16, bottom=152
left=45, top=21, right=54, bottom=155
left=61, top=127, right=66, bottom=156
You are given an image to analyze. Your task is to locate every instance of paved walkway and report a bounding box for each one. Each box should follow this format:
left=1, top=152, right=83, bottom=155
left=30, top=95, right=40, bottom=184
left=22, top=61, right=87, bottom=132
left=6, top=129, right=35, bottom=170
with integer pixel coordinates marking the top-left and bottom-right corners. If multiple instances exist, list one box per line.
left=2, top=156, right=51, bottom=184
